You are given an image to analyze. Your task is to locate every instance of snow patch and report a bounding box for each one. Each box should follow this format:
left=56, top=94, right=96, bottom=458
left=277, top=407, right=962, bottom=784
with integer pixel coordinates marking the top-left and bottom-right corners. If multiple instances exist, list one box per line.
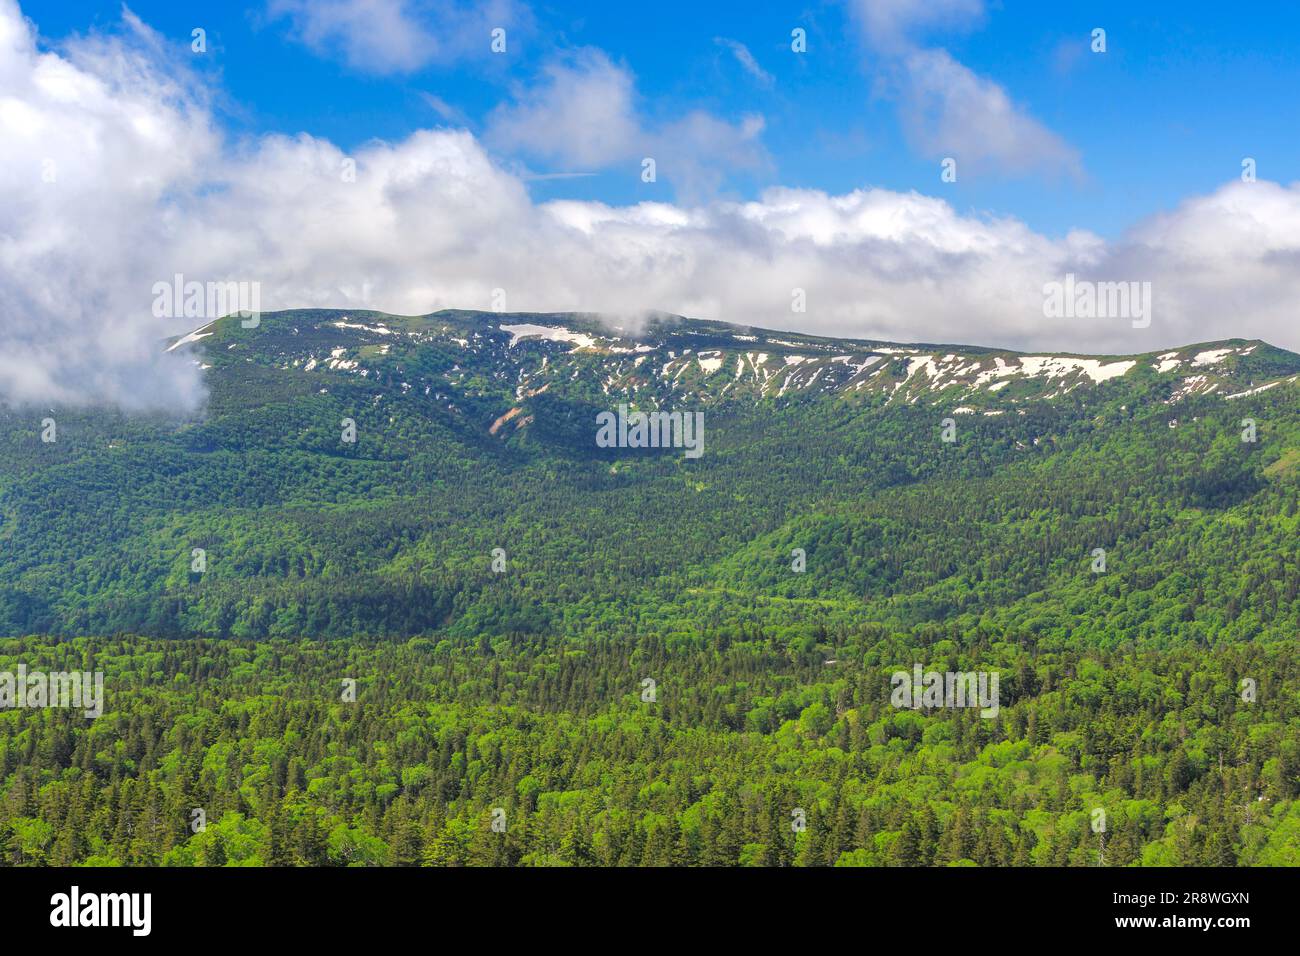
left=333, top=321, right=395, bottom=335
left=166, top=321, right=215, bottom=352
left=1225, top=381, right=1282, bottom=399
left=1192, top=348, right=1234, bottom=366
left=500, top=324, right=597, bottom=349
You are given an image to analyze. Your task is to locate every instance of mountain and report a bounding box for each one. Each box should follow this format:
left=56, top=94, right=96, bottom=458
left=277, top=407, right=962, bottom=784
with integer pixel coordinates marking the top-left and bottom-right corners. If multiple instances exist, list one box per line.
left=0, top=307, right=1295, bottom=644
left=3, top=308, right=1299, bottom=867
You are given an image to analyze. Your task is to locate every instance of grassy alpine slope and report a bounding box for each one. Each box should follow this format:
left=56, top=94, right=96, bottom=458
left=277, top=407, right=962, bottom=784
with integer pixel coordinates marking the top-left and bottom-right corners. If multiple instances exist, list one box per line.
left=0, top=309, right=1297, bottom=865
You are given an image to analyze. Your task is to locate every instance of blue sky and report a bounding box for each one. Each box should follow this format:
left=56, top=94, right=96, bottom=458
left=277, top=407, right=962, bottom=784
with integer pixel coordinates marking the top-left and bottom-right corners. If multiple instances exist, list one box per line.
left=25, top=0, right=1300, bottom=237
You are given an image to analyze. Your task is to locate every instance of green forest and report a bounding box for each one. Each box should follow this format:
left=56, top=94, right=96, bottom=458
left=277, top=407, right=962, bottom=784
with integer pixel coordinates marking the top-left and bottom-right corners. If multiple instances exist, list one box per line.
left=2, top=635, right=1298, bottom=866
left=0, top=309, right=1297, bottom=866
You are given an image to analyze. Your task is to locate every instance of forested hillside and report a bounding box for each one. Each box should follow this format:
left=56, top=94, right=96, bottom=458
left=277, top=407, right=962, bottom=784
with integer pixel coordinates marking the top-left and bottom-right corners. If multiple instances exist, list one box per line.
left=1, top=309, right=1297, bottom=866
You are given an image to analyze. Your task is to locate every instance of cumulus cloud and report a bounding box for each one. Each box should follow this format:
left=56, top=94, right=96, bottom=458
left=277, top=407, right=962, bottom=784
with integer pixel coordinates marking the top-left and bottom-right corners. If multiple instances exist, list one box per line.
left=4, top=1, right=1300, bottom=414
left=1114, top=180, right=1300, bottom=350
left=266, top=0, right=528, bottom=74
left=0, top=0, right=217, bottom=411
left=486, top=49, right=641, bottom=168
left=191, top=138, right=1294, bottom=356
left=849, top=0, right=1081, bottom=178
left=484, top=48, right=768, bottom=199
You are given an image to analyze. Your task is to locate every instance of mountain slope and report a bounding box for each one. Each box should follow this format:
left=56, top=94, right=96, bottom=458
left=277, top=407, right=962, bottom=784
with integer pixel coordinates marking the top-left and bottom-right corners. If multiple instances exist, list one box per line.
left=0, top=308, right=1295, bottom=644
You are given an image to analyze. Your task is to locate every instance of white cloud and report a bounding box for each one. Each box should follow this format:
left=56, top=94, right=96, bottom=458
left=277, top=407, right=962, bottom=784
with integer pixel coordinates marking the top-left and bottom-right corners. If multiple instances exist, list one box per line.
left=266, top=0, right=528, bottom=74
left=849, top=0, right=1080, bottom=178
left=485, top=49, right=642, bottom=168
left=715, top=38, right=774, bottom=88
left=854, top=0, right=985, bottom=52
left=419, top=91, right=469, bottom=125
left=3, top=0, right=1300, bottom=414
left=898, top=49, right=1081, bottom=178
left=0, top=0, right=217, bottom=411
left=1114, top=180, right=1300, bottom=350
left=484, top=48, right=768, bottom=198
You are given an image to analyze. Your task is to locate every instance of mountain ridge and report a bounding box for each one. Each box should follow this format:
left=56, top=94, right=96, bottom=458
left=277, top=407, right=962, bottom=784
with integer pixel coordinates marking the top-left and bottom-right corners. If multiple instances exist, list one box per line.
left=166, top=306, right=1299, bottom=364
left=162, top=309, right=1300, bottom=439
